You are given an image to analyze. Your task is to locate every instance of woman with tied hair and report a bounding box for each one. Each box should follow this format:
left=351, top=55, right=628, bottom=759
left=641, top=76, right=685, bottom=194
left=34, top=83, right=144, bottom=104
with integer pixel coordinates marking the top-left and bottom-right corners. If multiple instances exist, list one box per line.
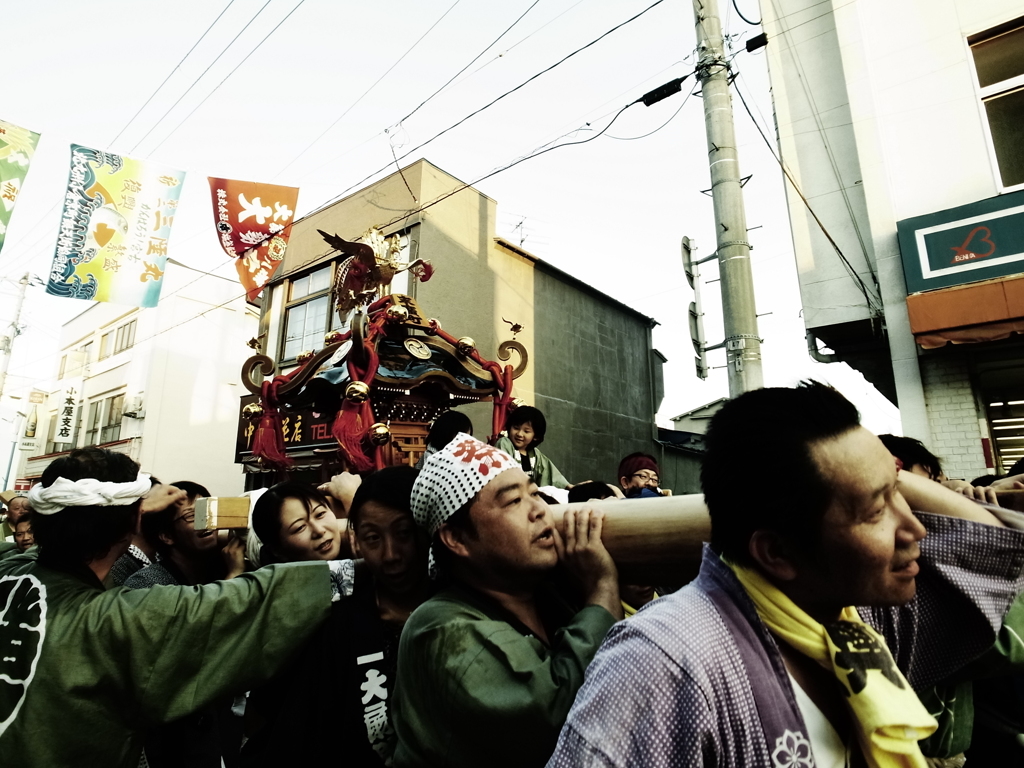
left=244, top=466, right=431, bottom=767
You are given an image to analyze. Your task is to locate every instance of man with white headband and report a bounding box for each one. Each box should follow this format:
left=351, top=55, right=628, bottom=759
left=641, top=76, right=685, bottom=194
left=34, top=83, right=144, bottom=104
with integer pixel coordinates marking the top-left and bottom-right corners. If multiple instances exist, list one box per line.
left=0, top=447, right=355, bottom=768
left=392, top=433, right=622, bottom=768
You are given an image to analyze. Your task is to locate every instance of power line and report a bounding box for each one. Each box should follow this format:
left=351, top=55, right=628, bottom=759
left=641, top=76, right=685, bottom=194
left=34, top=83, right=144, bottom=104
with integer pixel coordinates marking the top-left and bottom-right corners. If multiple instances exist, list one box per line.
left=299, top=0, right=670, bottom=219
left=606, top=85, right=696, bottom=140
left=146, top=0, right=309, bottom=155
left=731, top=78, right=882, bottom=314
left=108, top=0, right=239, bottom=150
left=128, top=0, right=277, bottom=155
left=276, top=0, right=464, bottom=179
left=731, top=0, right=761, bottom=26
left=394, top=0, right=541, bottom=127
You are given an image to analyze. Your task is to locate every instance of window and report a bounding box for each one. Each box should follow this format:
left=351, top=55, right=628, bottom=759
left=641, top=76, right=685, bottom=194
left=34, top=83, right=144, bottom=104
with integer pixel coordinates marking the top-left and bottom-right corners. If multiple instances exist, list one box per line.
left=44, top=411, right=59, bottom=454
left=282, top=266, right=333, bottom=361
left=971, top=19, right=1024, bottom=188
left=99, top=333, right=110, bottom=360
left=81, top=341, right=93, bottom=363
left=58, top=354, right=67, bottom=380
left=114, top=319, right=136, bottom=354
left=85, top=394, right=124, bottom=446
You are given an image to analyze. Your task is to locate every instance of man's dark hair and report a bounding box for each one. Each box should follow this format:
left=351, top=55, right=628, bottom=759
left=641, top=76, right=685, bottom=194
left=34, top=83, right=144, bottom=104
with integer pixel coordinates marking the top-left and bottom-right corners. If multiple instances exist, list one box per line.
left=431, top=499, right=477, bottom=581
left=568, top=482, right=616, bottom=503
left=349, top=466, right=417, bottom=530
left=877, top=434, right=942, bottom=480
left=701, top=381, right=861, bottom=566
left=251, top=481, right=331, bottom=549
left=426, top=411, right=474, bottom=451
left=32, top=447, right=141, bottom=565
left=505, top=406, right=546, bottom=447
left=141, top=480, right=211, bottom=556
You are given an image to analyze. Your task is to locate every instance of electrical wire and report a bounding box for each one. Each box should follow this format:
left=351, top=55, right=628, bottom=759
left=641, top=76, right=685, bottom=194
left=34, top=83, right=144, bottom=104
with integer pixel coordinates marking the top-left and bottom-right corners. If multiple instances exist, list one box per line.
left=732, top=78, right=882, bottom=315
left=146, top=0, right=309, bottom=155
left=300, top=0, right=670, bottom=218
left=108, top=0, right=238, bottom=150
left=275, top=0, right=464, bottom=179
left=394, top=0, right=541, bottom=127
left=731, top=0, right=761, bottom=26
left=606, top=86, right=695, bottom=140
left=128, top=0, right=277, bottom=155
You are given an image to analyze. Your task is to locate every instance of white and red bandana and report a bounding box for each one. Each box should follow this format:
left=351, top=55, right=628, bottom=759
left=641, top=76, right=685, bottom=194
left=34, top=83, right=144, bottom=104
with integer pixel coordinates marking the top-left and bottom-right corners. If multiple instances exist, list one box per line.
left=411, top=433, right=518, bottom=538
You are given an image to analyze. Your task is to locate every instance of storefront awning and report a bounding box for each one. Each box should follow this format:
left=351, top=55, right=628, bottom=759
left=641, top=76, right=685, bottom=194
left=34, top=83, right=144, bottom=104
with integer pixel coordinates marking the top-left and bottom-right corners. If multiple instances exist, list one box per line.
left=907, top=275, right=1024, bottom=349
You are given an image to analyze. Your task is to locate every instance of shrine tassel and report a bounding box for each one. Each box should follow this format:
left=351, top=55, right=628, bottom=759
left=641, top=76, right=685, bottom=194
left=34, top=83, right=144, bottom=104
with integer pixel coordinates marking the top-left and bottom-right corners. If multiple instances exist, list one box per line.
left=253, top=380, right=293, bottom=468
left=332, top=337, right=382, bottom=473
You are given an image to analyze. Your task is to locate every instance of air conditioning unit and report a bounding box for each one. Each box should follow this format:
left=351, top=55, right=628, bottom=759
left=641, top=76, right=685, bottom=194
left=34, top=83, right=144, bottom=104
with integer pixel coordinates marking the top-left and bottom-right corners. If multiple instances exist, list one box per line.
left=123, top=395, right=145, bottom=419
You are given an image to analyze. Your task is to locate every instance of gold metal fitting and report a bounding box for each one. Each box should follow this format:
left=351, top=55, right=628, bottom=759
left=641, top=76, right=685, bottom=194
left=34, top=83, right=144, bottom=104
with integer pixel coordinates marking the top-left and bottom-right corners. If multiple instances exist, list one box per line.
left=456, top=336, right=476, bottom=357
left=345, top=381, right=371, bottom=403
left=368, top=422, right=391, bottom=445
left=324, top=331, right=346, bottom=345
left=296, top=350, right=315, bottom=363
left=385, top=304, right=410, bottom=324
left=242, top=402, right=264, bottom=420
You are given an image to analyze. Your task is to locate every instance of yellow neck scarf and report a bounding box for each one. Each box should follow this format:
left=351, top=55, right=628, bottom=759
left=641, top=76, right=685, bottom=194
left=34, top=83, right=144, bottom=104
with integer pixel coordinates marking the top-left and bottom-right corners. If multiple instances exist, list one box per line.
left=727, top=561, right=937, bottom=768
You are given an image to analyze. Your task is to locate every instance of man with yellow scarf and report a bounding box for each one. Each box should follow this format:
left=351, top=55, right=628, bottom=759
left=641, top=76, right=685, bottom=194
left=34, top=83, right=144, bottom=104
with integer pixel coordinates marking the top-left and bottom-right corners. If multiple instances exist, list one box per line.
left=547, top=381, right=1024, bottom=768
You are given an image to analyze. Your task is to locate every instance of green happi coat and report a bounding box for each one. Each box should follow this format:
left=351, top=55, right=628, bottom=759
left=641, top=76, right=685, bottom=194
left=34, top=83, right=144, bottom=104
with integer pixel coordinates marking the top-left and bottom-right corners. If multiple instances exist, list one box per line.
left=0, top=550, right=334, bottom=768
left=392, top=583, right=617, bottom=768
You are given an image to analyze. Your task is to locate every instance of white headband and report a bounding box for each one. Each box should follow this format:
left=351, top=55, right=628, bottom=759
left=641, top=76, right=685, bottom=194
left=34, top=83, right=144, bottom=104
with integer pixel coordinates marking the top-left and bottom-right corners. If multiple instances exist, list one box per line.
left=27, top=473, right=153, bottom=515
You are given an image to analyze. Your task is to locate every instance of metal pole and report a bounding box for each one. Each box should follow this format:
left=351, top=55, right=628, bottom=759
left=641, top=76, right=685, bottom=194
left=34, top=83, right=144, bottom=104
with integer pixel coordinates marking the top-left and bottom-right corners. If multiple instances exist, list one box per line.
left=1, top=412, right=25, bottom=491
left=0, top=273, right=31, bottom=403
left=693, top=0, right=763, bottom=395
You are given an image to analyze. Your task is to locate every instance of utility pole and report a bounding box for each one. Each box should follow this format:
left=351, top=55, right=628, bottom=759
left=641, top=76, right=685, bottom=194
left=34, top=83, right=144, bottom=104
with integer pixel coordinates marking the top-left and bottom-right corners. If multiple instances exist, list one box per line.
left=0, top=272, right=31, bottom=403
left=693, top=0, right=763, bottom=395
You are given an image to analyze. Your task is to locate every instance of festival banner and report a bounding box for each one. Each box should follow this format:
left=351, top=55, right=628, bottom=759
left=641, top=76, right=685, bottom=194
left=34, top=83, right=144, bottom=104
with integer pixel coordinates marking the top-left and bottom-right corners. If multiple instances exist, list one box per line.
left=208, top=177, right=299, bottom=301
left=46, top=144, right=186, bottom=307
left=0, top=118, right=41, bottom=256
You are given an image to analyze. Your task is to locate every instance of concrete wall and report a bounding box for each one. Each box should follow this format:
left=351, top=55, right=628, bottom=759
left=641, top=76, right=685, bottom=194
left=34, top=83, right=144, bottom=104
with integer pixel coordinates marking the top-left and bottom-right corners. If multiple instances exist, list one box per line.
left=920, top=353, right=988, bottom=481
left=530, top=261, right=659, bottom=485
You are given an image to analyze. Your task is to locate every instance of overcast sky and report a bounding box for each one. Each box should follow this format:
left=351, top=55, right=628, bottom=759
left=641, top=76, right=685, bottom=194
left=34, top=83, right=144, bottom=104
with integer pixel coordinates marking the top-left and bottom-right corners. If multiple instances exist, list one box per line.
left=0, top=0, right=901, bottom=473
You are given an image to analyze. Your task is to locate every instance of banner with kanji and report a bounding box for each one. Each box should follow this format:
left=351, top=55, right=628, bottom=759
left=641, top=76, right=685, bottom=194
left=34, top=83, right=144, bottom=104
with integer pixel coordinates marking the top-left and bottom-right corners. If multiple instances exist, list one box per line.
left=0, top=118, right=41, bottom=256
left=46, top=144, right=186, bottom=307
left=208, top=177, right=298, bottom=301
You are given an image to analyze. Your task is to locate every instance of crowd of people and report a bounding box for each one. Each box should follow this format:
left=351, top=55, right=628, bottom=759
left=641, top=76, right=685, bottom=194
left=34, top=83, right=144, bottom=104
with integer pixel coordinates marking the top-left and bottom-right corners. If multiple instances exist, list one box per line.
left=3, top=383, right=1024, bottom=767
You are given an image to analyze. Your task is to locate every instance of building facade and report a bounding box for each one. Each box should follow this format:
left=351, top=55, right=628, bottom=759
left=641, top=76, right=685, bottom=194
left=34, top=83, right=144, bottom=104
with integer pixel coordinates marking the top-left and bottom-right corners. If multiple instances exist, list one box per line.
left=764, top=0, right=1024, bottom=478
left=243, top=160, right=701, bottom=490
left=10, top=264, right=257, bottom=495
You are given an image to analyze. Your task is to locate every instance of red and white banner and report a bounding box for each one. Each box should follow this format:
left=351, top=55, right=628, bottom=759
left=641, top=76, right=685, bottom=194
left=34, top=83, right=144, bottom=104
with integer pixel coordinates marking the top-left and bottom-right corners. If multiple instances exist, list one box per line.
left=208, top=177, right=299, bottom=301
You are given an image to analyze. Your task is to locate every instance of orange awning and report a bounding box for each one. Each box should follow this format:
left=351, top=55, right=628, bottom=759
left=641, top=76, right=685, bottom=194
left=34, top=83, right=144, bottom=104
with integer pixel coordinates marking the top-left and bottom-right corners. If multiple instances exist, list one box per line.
left=907, top=275, right=1024, bottom=349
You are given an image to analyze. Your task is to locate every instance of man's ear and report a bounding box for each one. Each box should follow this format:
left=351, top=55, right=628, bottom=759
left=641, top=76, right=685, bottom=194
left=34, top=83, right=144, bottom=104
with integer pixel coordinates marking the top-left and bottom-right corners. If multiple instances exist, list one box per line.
left=157, top=530, right=174, bottom=549
left=348, top=525, right=360, bottom=558
left=438, top=523, right=470, bottom=559
left=618, top=477, right=629, bottom=490
left=748, top=530, right=799, bottom=582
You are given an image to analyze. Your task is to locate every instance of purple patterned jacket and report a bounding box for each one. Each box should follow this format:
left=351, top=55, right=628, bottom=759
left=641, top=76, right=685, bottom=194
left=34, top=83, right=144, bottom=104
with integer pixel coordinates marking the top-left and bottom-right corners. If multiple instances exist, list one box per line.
left=547, top=513, right=1024, bottom=768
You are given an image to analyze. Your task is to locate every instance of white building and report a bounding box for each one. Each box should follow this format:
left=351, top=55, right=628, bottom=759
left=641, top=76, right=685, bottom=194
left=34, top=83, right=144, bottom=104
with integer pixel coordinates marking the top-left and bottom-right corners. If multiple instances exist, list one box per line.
left=763, top=0, right=1024, bottom=478
left=10, top=262, right=257, bottom=495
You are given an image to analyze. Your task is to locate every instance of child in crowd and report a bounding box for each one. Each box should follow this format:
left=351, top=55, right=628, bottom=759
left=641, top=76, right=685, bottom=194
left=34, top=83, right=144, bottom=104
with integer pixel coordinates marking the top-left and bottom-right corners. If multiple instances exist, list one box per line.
left=495, top=405, right=570, bottom=489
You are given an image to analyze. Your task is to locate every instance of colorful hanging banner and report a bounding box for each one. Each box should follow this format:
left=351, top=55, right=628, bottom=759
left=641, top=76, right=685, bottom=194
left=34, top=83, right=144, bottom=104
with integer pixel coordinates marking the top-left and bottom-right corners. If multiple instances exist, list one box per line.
left=208, top=177, right=299, bottom=301
left=0, top=118, right=41, bottom=256
left=46, top=144, right=186, bottom=307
